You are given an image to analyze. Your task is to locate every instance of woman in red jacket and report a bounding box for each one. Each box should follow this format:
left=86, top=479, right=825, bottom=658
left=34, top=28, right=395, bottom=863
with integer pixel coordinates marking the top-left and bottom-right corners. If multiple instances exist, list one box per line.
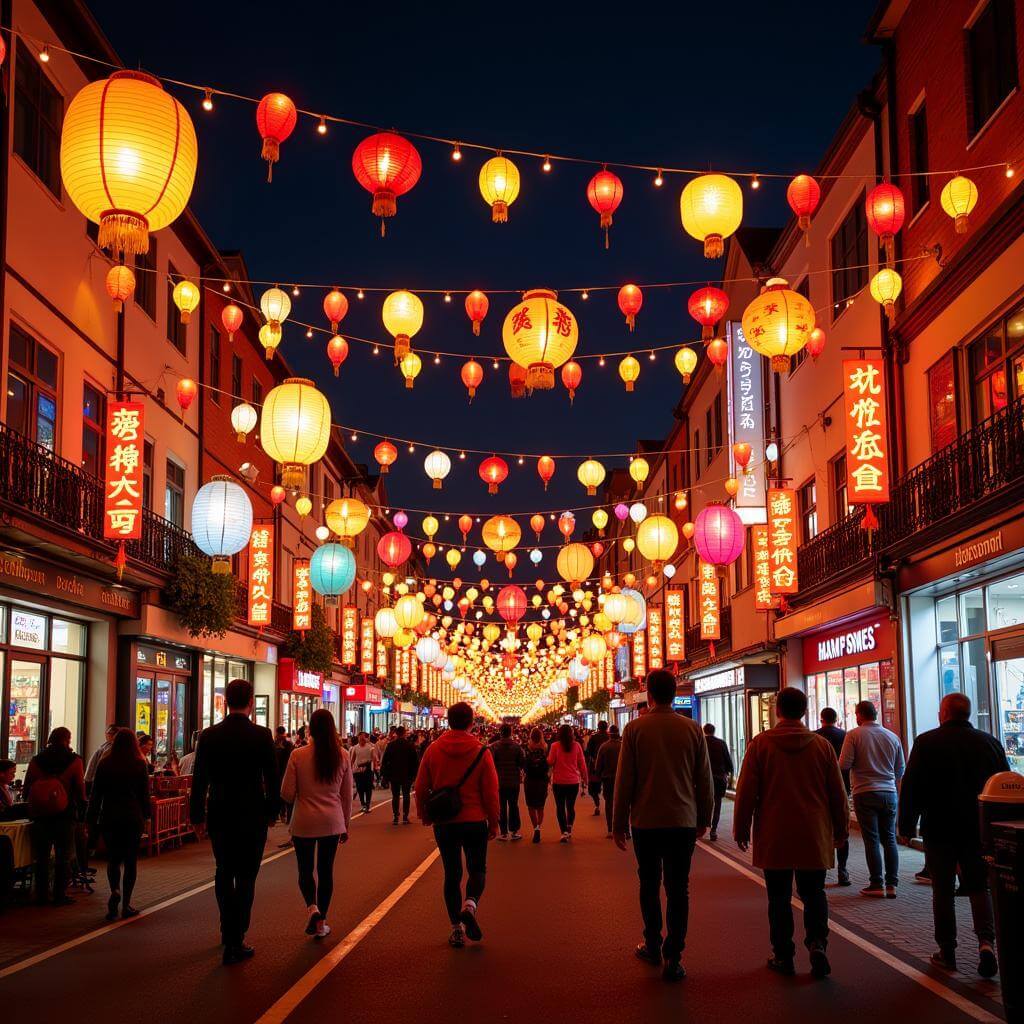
left=547, top=725, right=588, bottom=843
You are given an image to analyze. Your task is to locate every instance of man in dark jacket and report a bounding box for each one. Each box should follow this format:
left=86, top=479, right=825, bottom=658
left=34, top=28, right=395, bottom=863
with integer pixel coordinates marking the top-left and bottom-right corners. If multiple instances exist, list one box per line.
left=382, top=726, right=419, bottom=825
left=490, top=724, right=526, bottom=840
left=702, top=723, right=734, bottom=842
left=190, top=679, right=279, bottom=965
left=594, top=725, right=622, bottom=837
left=898, top=692, right=1009, bottom=976
left=814, top=708, right=851, bottom=885
left=273, top=726, right=294, bottom=823
left=585, top=721, right=611, bottom=816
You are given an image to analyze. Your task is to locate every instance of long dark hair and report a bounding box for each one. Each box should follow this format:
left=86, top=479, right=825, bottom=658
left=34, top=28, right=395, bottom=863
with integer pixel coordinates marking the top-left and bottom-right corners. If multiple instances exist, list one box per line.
left=309, top=709, right=342, bottom=783
left=103, top=728, right=145, bottom=773
left=557, top=724, right=574, bottom=753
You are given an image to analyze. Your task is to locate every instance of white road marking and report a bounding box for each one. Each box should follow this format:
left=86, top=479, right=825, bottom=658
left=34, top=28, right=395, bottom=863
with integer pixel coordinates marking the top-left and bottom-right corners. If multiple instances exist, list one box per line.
left=697, top=841, right=1002, bottom=1024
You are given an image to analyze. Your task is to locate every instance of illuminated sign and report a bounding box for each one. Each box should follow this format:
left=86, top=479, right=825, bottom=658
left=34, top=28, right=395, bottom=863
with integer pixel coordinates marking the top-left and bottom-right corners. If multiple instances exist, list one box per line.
left=376, top=637, right=388, bottom=680
left=632, top=628, right=646, bottom=679
left=247, top=525, right=274, bottom=626
left=726, top=322, right=766, bottom=524
left=646, top=606, right=663, bottom=670
left=103, top=401, right=145, bottom=540
left=360, top=617, right=375, bottom=674
left=698, top=561, right=720, bottom=641
left=665, top=586, right=685, bottom=662
left=843, top=359, right=891, bottom=505
left=341, top=605, right=358, bottom=666
left=292, top=557, right=312, bottom=632
left=752, top=524, right=777, bottom=611
left=766, top=488, right=798, bottom=595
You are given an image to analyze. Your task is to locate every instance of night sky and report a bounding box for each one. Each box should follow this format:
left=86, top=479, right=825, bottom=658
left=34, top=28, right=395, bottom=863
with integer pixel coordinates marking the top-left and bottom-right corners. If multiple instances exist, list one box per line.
left=87, top=0, right=879, bottom=576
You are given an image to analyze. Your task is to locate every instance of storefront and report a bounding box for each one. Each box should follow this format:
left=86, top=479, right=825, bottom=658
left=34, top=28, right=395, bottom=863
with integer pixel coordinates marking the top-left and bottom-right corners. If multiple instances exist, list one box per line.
left=277, top=658, right=323, bottom=736
left=128, top=641, right=195, bottom=765
left=367, top=695, right=394, bottom=733
left=691, top=663, right=778, bottom=769
left=201, top=652, right=254, bottom=731
left=342, top=682, right=383, bottom=736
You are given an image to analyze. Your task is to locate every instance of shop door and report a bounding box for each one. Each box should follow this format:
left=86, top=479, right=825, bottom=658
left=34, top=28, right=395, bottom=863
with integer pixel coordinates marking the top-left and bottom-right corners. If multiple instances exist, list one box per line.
left=990, top=632, right=1024, bottom=773
left=6, top=655, right=46, bottom=781
left=153, top=675, right=188, bottom=762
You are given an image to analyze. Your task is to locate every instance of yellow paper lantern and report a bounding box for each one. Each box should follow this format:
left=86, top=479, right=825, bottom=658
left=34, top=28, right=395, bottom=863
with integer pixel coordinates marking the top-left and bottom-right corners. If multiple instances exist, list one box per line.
left=295, top=495, right=313, bottom=517
left=260, top=377, right=332, bottom=489
left=478, top=155, right=521, bottom=223
left=260, top=286, right=292, bottom=326
left=623, top=537, right=636, bottom=554
left=636, top=514, right=679, bottom=567
left=325, top=497, right=370, bottom=546
left=400, top=351, right=422, bottom=389
left=593, top=611, right=612, bottom=633
left=675, top=346, right=698, bottom=384
left=375, top=606, right=399, bottom=639
left=422, top=515, right=439, bottom=540
left=603, top=592, right=629, bottom=624
left=446, top=548, right=462, bottom=569
left=394, top=593, right=425, bottom=630
left=741, top=278, right=816, bottom=373
left=526, top=622, right=543, bottom=643
left=619, top=355, right=640, bottom=392
left=172, top=280, right=200, bottom=324
left=680, top=173, right=743, bottom=258
left=482, top=515, right=522, bottom=554
left=870, top=268, right=903, bottom=319
left=393, top=627, right=415, bottom=650
left=382, top=290, right=423, bottom=360
left=60, top=70, right=197, bottom=254
left=483, top=623, right=501, bottom=644
left=629, top=457, right=650, bottom=489
left=582, top=633, right=607, bottom=664
left=502, top=289, right=579, bottom=390
left=577, top=458, right=607, bottom=496
left=940, top=175, right=978, bottom=234
left=259, top=322, right=282, bottom=360
left=556, top=542, right=594, bottom=586
left=592, top=508, right=609, bottom=533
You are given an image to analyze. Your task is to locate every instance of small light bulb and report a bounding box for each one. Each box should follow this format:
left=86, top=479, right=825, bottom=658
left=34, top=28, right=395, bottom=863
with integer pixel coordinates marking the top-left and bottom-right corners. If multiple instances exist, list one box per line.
left=648, top=350, right=656, bottom=361
left=202, top=88, right=214, bottom=112
left=317, top=115, right=327, bottom=136
left=305, top=328, right=313, bottom=339
left=751, top=175, right=761, bottom=190
left=373, top=345, right=380, bottom=355
left=581, top=291, right=589, bottom=300
left=292, top=284, right=300, bottom=297
left=542, top=156, right=552, bottom=172
left=351, top=432, right=358, bottom=442
left=654, top=169, right=664, bottom=187
left=1008, top=164, right=1016, bottom=179
left=517, top=456, right=524, bottom=465
left=357, top=289, right=365, bottom=299
left=444, top=292, right=451, bottom=303
left=599, top=356, right=606, bottom=367
left=39, top=45, right=50, bottom=63
left=492, top=360, right=499, bottom=370
left=459, top=451, right=466, bottom=460
left=408, top=444, right=415, bottom=454
left=434, top=353, right=441, bottom=365
left=221, top=282, right=231, bottom=293
left=452, top=143, right=462, bottom=162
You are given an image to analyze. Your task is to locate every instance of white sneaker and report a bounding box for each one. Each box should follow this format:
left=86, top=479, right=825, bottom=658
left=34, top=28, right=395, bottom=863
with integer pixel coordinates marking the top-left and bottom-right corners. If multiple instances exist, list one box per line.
left=560, top=832, right=569, bottom=843
left=315, top=920, right=331, bottom=940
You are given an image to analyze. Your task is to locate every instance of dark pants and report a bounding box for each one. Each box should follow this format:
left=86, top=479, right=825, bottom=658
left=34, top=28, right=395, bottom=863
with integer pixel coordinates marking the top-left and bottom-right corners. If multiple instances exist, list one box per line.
left=764, top=868, right=829, bottom=959
left=854, top=791, right=899, bottom=886
left=836, top=839, right=849, bottom=873
left=588, top=779, right=603, bottom=807
left=390, top=780, right=411, bottom=820
left=209, top=826, right=267, bottom=947
left=31, top=817, right=73, bottom=901
left=552, top=784, right=579, bottom=833
left=632, top=827, right=697, bottom=962
left=711, top=775, right=728, bottom=832
left=602, top=779, right=615, bottom=832
left=433, top=821, right=488, bottom=925
left=293, top=834, right=341, bottom=917
left=354, top=770, right=374, bottom=810
left=498, top=785, right=521, bottom=835
left=925, top=838, right=994, bottom=951
left=102, top=826, right=142, bottom=905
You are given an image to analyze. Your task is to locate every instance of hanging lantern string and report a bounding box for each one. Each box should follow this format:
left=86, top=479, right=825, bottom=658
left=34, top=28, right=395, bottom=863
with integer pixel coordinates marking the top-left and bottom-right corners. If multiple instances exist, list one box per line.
left=5, top=24, right=1021, bottom=185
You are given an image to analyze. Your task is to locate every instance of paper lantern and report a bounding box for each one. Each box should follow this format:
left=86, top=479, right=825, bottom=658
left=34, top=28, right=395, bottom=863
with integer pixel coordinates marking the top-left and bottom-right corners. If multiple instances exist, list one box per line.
left=940, top=175, right=978, bottom=234
left=191, top=476, right=253, bottom=572
left=393, top=511, right=408, bottom=530
left=556, top=543, right=594, bottom=586
left=636, top=514, right=678, bottom=568
left=479, top=155, right=520, bottom=222
left=502, top=289, right=579, bottom=390
left=741, top=278, right=815, bottom=373
left=629, top=502, right=647, bottom=524
left=259, top=322, right=282, bottom=360
left=230, top=402, right=258, bottom=442
left=378, top=530, right=413, bottom=569
left=806, top=327, right=826, bottom=360
left=732, top=441, right=752, bottom=472
left=221, top=303, right=243, bottom=341
left=725, top=477, right=740, bottom=497
left=416, top=636, right=441, bottom=667
left=458, top=514, right=474, bottom=541
left=482, top=515, right=521, bottom=554
left=394, top=594, right=425, bottom=630
left=422, top=516, right=439, bottom=541
left=870, top=268, right=903, bottom=319
left=506, top=361, right=527, bottom=399
left=461, top=360, right=483, bottom=400
left=529, top=513, right=545, bottom=541
left=60, top=70, right=197, bottom=254
left=558, top=512, right=576, bottom=540
left=629, top=457, right=650, bottom=489
left=618, top=284, right=643, bottom=331
left=561, top=360, right=582, bottom=403
left=603, top=592, right=630, bottom=624
left=310, top=543, right=356, bottom=603
left=327, top=335, right=349, bottom=376
left=323, top=289, right=349, bottom=332
left=393, top=627, right=415, bottom=650
left=693, top=505, right=745, bottom=568
left=479, top=456, right=509, bottom=494
left=176, top=378, right=197, bottom=413
left=382, top=290, right=423, bottom=361
left=865, top=182, right=905, bottom=261
left=592, top=508, right=609, bottom=535
left=295, top=495, right=313, bottom=518
left=675, top=346, right=698, bottom=383
left=105, top=265, right=135, bottom=313
left=706, top=337, right=729, bottom=370
left=424, top=449, right=452, bottom=489
left=465, top=290, right=489, bottom=335
left=260, top=377, right=332, bottom=488
left=325, top=497, right=370, bottom=546
left=375, top=606, right=399, bottom=640
left=537, top=455, right=556, bottom=490
left=619, top=355, right=640, bottom=392
left=688, top=286, right=729, bottom=340
left=787, top=174, right=821, bottom=243
left=577, top=458, right=606, bottom=496
left=256, top=93, right=297, bottom=181
left=618, top=587, right=647, bottom=634
left=172, top=280, right=200, bottom=324
left=680, top=173, right=743, bottom=258
left=614, top=502, right=629, bottom=521
left=352, top=132, right=422, bottom=233
left=446, top=549, right=462, bottom=571
left=497, top=585, right=527, bottom=625
left=399, top=351, right=422, bottom=388
left=260, top=286, right=291, bottom=328
left=586, top=168, right=624, bottom=247
left=374, top=440, right=398, bottom=473
left=582, top=633, right=607, bottom=664
left=270, top=485, right=287, bottom=506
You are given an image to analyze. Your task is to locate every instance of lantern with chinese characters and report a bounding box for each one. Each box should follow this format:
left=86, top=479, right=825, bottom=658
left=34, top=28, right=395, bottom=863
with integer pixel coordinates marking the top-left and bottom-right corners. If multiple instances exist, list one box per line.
left=941, top=175, right=978, bottom=234
left=741, top=278, right=815, bottom=373
left=636, top=514, right=678, bottom=569
left=191, top=476, right=253, bottom=573
left=382, top=290, right=423, bottom=361
left=509, top=361, right=528, bottom=399
left=787, top=174, right=821, bottom=244
left=399, top=351, right=422, bottom=389
left=256, top=93, right=297, bottom=181
left=352, top=132, right=422, bottom=233
left=503, top=289, right=579, bottom=390
left=556, top=543, right=594, bottom=587
left=260, top=378, right=332, bottom=489
left=629, top=457, right=650, bottom=489
left=479, top=456, right=509, bottom=494
left=259, top=323, right=282, bottom=360
left=221, top=303, right=243, bottom=341
left=461, top=360, right=483, bottom=401
left=323, top=289, right=348, bottom=333
left=105, top=265, right=135, bottom=313
left=537, top=455, right=556, bottom=490
left=577, top=459, right=606, bottom=496
left=561, top=361, right=582, bottom=403
left=424, top=449, right=452, bottom=489
left=479, top=155, right=520, bottom=222
left=173, top=280, right=200, bottom=324
left=325, top=497, right=370, bottom=546
left=680, top=173, right=743, bottom=258
left=374, top=440, right=398, bottom=473
left=465, top=290, right=489, bottom=336
left=176, top=378, right=197, bottom=414
left=586, top=167, right=624, bottom=247
left=310, top=543, right=356, bottom=604
left=60, top=71, right=197, bottom=254
left=482, top=514, right=521, bottom=555
left=260, top=286, right=291, bottom=328
left=619, top=355, right=640, bottom=392
left=618, top=284, right=642, bottom=331
left=327, top=335, right=349, bottom=376
left=230, top=402, right=258, bottom=443
left=378, top=530, right=413, bottom=569
left=688, top=286, right=728, bottom=340
left=693, top=504, right=745, bottom=569
left=675, top=346, right=698, bottom=384
left=870, top=268, right=902, bottom=320
left=865, top=182, right=905, bottom=262
left=807, top=327, right=826, bottom=360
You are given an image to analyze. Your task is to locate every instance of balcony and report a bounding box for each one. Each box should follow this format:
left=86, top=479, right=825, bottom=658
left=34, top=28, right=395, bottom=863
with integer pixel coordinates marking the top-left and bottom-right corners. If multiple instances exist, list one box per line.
left=684, top=605, right=732, bottom=663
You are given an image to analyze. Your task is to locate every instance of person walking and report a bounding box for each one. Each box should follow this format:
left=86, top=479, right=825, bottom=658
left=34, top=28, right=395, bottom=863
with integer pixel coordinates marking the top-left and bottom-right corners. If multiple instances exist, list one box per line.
left=548, top=724, right=588, bottom=843
left=280, top=709, right=352, bottom=941
left=594, top=724, right=623, bottom=838
left=84, top=724, right=118, bottom=791
left=612, top=670, right=713, bottom=983
left=189, top=679, right=280, bottom=965
left=734, top=687, right=849, bottom=980
left=814, top=708, right=851, bottom=886
left=898, top=692, right=1008, bottom=976
left=490, top=724, right=526, bottom=840
left=415, top=702, right=499, bottom=948
left=839, top=700, right=905, bottom=898
left=349, top=732, right=378, bottom=814
left=523, top=728, right=550, bottom=843
left=585, top=721, right=610, bottom=817
left=702, top=724, right=734, bottom=842
left=86, top=729, right=150, bottom=921
left=381, top=725, right=419, bottom=825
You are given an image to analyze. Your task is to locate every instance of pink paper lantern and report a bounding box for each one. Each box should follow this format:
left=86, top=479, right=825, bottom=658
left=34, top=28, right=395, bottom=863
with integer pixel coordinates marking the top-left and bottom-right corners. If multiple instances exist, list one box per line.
left=393, top=510, right=408, bottom=531
left=614, top=503, right=629, bottom=522
left=693, top=505, right=745, bottom=567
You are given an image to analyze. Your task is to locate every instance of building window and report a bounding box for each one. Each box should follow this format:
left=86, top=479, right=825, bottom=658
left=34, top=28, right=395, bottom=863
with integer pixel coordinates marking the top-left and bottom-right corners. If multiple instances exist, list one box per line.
left=908, top=101, right=930, bottom=213
left=830, top=193, right=868, bottom=318
left=969, top=301, right=1024, bottom=426
left=6, top=324, right=58, bottom=451
left=252, top=377, right=263, bottom=408
left=966, top=0, right=1018, bottom=138
left=713, top=391, right=724, bottom=454
left=208, top=327, right=222, bottom=403
left=790, top=278, right=811, bottom=373
left=231, top=355, right=243, bottom=401
left=705, top=407, right=713, bottom=467
left=798, top=478, right=818, bottom=542
left=733, top=528, right=753, bottom=593
left=13, top=42, right=62, bottom=196
left=693, top=429, right=701, bottom=480
left=928, top=351, right=959, bottom=451
left=166, top=265, right=187, bottom=354
left=165, top=458, right=185, bottom=527
left=831, top=452, right=849, bottom=523
left=142, top=440, right=154, bottom=510
left=81, top=382, right=105, bottom=478
left=134, top=246, right=157, bottom=320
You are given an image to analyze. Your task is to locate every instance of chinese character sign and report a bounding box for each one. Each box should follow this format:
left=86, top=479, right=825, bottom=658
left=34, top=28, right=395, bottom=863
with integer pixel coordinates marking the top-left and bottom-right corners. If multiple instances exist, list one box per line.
left=292, top=558, right=312, bottom=632
left=699, top=561, right=721, bottom=641
left=247, top=525, right=274, bottom=627
left=341, top=605, right=358, bottom=666
left=632, top=629, right=646, bottom=680
left=360, top=618, right=375, bottom=675
left=843, top=359, right=890, bottom=504
left=726, top=323, right=767, bottom=523
left=665, top=586, right=685, bottom=663
left=766, top=488, right=799, bottom=595
left=103, top=401, right=145, bottom=539
left=376, top=638, right=388, bottom=681
left=752, top=525, right=777, bottom=611
left=647, top=606, right=663, bottom=670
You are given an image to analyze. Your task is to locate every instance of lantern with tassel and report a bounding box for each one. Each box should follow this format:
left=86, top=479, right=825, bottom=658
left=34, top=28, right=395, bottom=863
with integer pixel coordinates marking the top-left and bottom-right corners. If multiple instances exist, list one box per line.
left=741, top=277, right=815, bottom=373
left=374, top=440, right=398, bottom=473
left=176, top=378, right=197, bottom=415
left=561, top=360, right=582, bottom=403
left=619, top=355, right=640, bottom=392
left=586, top=167, right=623, bottom=248
left=256, top=93, right=297, bottom=182
left=940, top=175, right=978, bottom=234
left=479, top=456, right=509, bottom=494
left=503, top=289, right=579, bottom=391
left=105, top=265, right=135, bottom=313
left=577, top=459, right=606, bottom=496
left=865, top=182, right=906, bottom=263
left=680, top=173, right=743, bottom=258
left=221, top=303, right=243, bottom=341
left=618, top=284, right=643, bottom=331
left=323, top=289, right=349, bottom=333
left=870, top=268, right=903, bottom=320
left=172, top=280, right=200, bottom=324
left=424, top=450, right=451, bottom=490
left=191, top=476, right=253, bottom=573
left=537, top=455, right=555, bottom=490
left=382, top=290, right=423, bottom=361
left=688, top=286, right=729, bottom=340
left=352, top=132, right=422, bottom=234
left=399, top=351, right=422, bottom=389
left=327, top=335, right=349, bottom=376
left=806, top=326, right=826, bottom=360
left=465, top=290, right=489, bottom=335
left=461, top=359, right=483, bottom=401
left=675, top=346, right=698, bottom=383
left=230, top=402, right=258, bottom=443
left=509, top=362, right=528, bottom=399
left=479, top=155, right=520, bottom=222
left=786, top=174, right=821, bottom=245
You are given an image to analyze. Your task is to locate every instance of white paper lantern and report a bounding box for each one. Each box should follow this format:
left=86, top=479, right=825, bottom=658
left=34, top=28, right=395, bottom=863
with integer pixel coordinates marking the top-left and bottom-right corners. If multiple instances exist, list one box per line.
left=191, top=475, right=253, bottom=573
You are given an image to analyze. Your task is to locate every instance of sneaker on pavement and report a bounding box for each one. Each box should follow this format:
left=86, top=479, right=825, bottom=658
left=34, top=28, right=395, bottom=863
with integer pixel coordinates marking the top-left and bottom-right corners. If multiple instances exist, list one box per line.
left=315, top=920, right=331, bottom=940
left=860, top=884, right=886, bottom=897
left=837, top=869, right=851, bottom=887
left=305, top=906, right=321, bottom=935
left=497, top=834, right=509, bottom=842
left=560, top=832, right=569, bottom=843
left=662, top=960, right=686, bottom=982
left=930, top=949, right=956, bottom=971
left=885, top=885, right=897, bottom=899
left=459, top=903, right=483, bottom=942
left=809, top=946, right=831, bottom=979
left=448, top=926, right=465, bottom=949
left=914, top=868, right=931, bottom=884
left=766, top=956, right=795, bottom=976
left=709, top=830, right=718, bottom=841
left=635, top=943, right=662, bottom=966
left=533, top=829, right=541, bottom=844
left=978, top=944, right=998, bottom=978
left=511, top=832, right=523, bottom=841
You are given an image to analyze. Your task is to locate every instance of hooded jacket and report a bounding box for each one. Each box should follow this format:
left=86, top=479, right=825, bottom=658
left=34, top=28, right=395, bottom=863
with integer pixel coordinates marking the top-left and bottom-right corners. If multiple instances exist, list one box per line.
left=414, top=729, right=500, bottom=827
left=733, top=719, right=849, bottom=871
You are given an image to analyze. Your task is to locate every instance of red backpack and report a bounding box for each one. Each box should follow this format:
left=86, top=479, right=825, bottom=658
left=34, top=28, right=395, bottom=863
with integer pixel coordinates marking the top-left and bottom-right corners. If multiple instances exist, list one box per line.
left=28, top=768, right=70, bottom=818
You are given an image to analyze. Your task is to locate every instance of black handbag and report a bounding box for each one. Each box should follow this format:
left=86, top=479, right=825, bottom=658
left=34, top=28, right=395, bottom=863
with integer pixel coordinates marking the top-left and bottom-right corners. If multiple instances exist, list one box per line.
left=426, top=746, right=487, bottom=823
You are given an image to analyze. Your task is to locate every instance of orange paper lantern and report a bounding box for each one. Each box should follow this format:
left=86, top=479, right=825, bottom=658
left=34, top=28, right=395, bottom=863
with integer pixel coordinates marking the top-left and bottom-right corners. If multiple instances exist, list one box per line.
left=561, top=360, right=582, bottom=403
left=323, top=289, right=349, bottom=333
left=374, top=440, right=398, bottom=474
left=461, top=359, right=483, bottom=401
left=586, top=167, right=624, bottom=248
left=537, top=455, right=556, bottom=490
left=465, top=290, right=489, bottom=336
left=352, top=132, right=422, bottom=234
left=327, top=335, right=349, bottom=376
left=618, top=284, right=643, bottom=331
left=221, top=303, right=243, bottom=342
left=105, top=264, right=135, bottom=313
left=479, top=456, right=509, bottom=495
left=256, top=93, right=297, bottom=181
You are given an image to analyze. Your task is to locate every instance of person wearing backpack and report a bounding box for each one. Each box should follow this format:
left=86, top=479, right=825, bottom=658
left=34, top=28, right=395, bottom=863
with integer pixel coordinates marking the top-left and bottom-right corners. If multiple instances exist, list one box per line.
left=414, top=701, right=499, bottom=949
left=24, top=727, right=86, bottom=905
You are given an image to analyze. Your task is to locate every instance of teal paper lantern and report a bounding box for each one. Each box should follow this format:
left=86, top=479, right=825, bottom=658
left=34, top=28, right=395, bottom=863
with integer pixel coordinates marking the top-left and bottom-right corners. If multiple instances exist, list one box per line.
left=310, top=543, right=356, bottom=604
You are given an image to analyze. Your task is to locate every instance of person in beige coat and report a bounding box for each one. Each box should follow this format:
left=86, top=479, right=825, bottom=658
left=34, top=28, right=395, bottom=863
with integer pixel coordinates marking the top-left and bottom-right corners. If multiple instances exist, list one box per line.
left=734, top=686, right=849, bottom=980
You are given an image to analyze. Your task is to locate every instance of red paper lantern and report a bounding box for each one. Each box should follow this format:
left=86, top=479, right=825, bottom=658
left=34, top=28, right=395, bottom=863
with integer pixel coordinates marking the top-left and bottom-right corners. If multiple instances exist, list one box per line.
left=221, top=303, right=243, bottom=342
left=504, top=551, right=518, bottom=578
left=706, top=336, right=729, bottom=370
left=787, top=174, right=821, bottom=243
left=377, top=530, right=413, bottom=569
left=465, top=290, right=489, bottom=336
left=806, top=326, right=826, bottom=360
left=458, top=514, right=473, bottom=541
left=558, top=512, right=575, bottom=540
left=176, top=378, right=197, bottom=413
left=618, top=284, right=643, bottom=331
left=479, top=456, right=509, bottom=494
left=693, top=505, right=745, bottom=568
left=270, top=485, right=287, bottom=506
left=323, top=289, right=349, bottom=333
left=351, top=132, right=422, bottom=234
left=865, top=182, right=906, bottom=261
left=586, top=167, right=624, bottom=248
left=461, top=359, right=483, bottom=401
left=374, top=440, right=398, bottom=473
left=327, top=335, right=349, bottom=376
left=497, top=584, right=527, bottom=625
left=688, top=286, right=729, bottom=340
left=561, top=361, right=582, bottom=403
left=537, top=455, right=556, bottom=490
left=509, top=362, right=528, bottom=399
left=256, top=93, right=297, bottom=182
left=591, top=541, right=604, bottom=558
left=732, top=442, right=752, bottom=471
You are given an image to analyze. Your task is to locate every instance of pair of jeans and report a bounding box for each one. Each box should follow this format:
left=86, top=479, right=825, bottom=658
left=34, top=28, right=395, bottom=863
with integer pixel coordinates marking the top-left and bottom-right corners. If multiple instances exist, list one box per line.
left=390, top=780, right=411, bottom=821
left=711, top=775, right=728, bottom=832
left=31, top=817, right=73, bottom=901
left=552, top=784, right=579, bottom=833
left=764, top=869, right=829, bottom=959
left=853, top=790, right=899, bottom=886
left=209, top=825, right=267, bottom=947
left=102, top=826, right=142, bottom=906
left=632, top=827, right=697, bottom=962
left=293, top=834, right=341, bottom=917
left=354, top=769, right=373, bottom=810
left=924, top=838, right=994, bottom=951
left=433, top=821, right=489, bottom=925
left=498, top=785, right=521, bottom=835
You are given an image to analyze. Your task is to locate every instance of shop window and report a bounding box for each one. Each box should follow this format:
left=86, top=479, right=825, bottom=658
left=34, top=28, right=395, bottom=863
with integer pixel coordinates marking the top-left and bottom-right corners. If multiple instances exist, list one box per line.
left=51, top=618, right=86, bottom=656
left=166, top=264, right=188, bottom=354
left=133, top=245, right=157, bottom=320
left=927, top=351, right=959, bottom=452
left=142, top=439, right=154, bottom=510
left=6, top=324, right=58, bottom=451
left=966, top=0, right=1018, bottom=139
left=798, top=478, right=818, bottom=542
left=936, top=594, right=959, bottom=643
left=960, top=587, right=986, bottom=636
left=13, top=42, right=62, bottom=197
left=830, top=193, right=868, bottom=319
left=209, top=326, right=222, bottom=402
left=82, top=382, right=105, bottom=478
left=908, top=100, right=930, bottom=213
left=830, top=452, right=849, bottom=524
left=165, top=458, right=185, bottom=527
left=49, top=659, right=83, bottom=742
left=231, top=354, right=243, bottom=402
left=988, top=573, right=1024, bottom=629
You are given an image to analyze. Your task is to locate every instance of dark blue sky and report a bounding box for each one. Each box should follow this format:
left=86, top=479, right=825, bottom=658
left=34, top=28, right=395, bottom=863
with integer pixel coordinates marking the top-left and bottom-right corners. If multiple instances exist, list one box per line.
left=88, top=0, right=879, bottom=568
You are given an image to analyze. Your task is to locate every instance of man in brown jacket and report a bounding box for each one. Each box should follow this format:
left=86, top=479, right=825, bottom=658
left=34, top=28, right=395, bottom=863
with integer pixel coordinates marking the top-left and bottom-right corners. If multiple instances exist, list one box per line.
left=734, top=686, right=849, bottom=980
